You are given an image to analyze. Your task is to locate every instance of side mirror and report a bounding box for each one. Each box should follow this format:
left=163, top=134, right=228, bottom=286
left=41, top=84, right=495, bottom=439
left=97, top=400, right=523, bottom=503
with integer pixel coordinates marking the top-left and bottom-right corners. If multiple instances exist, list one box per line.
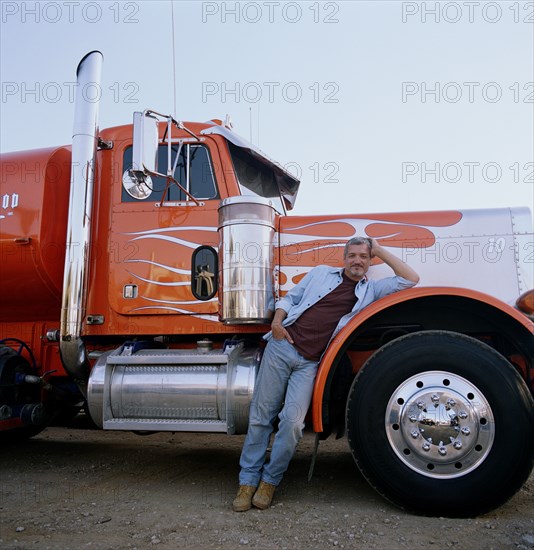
left=132, top=111, right=159, bottom=175
left=128, top=109, right=202, bottom=204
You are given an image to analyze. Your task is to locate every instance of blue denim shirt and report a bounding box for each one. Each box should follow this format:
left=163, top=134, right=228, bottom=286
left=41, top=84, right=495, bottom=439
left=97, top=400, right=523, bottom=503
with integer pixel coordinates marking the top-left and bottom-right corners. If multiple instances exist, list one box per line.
left=264, top=265, right=416, bottom=342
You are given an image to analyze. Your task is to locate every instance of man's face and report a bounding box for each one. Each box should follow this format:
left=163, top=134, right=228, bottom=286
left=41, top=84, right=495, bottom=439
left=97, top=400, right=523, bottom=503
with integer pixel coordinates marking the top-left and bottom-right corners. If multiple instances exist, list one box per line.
left=343, top=244, right=372, bottom=282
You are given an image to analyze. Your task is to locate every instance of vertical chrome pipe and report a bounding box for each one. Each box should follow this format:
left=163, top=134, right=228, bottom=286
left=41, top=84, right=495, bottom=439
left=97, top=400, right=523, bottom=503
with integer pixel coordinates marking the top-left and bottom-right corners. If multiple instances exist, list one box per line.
left=60, top=51, right=103, bottom=394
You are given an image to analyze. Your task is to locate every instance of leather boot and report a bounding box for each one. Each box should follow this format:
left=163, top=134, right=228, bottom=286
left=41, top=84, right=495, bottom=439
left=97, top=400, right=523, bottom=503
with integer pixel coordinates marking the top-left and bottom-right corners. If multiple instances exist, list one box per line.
left=252, top=481, right=276, bottom=510
left=232, top=485, right=256, bottom=512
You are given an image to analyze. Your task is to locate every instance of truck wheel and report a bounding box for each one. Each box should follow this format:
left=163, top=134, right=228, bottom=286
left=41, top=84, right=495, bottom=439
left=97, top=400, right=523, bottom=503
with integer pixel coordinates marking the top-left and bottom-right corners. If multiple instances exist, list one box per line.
left=346, top=330, right=534, bottom=517
left=0, top=344, right=47, bottom=443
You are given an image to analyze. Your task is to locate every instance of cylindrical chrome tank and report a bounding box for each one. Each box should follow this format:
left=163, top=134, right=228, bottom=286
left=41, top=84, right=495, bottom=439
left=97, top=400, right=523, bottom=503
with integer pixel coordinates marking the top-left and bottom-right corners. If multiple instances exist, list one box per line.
left=87, top=344, right=261, bottom=434
left=218, top=196, right=276, bottom=324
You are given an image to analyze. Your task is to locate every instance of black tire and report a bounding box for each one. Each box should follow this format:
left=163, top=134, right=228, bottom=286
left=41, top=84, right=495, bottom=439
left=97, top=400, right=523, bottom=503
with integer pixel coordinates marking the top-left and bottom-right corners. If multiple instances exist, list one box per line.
left=346, top=330, right=534, bottom=517
left=0, top=345, right=46, bottom=443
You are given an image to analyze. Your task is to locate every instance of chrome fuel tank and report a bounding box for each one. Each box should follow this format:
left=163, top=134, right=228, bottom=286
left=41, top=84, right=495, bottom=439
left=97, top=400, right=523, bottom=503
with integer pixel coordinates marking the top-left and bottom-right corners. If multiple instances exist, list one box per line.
left=218, top=196, right=276, bottom=324
left=87, top=342, right=261, bottom=434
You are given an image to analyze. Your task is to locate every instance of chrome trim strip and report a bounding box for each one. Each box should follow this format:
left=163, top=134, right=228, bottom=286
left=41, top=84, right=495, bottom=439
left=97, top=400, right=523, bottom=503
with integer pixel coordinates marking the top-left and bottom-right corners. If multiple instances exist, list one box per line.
left=103, top=419, right=228, bottom=432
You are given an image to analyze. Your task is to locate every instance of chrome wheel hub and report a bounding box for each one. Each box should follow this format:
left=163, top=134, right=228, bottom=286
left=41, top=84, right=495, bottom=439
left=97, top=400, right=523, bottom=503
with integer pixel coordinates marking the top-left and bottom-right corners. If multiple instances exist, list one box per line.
left=386, top=371, right=494, bottom=478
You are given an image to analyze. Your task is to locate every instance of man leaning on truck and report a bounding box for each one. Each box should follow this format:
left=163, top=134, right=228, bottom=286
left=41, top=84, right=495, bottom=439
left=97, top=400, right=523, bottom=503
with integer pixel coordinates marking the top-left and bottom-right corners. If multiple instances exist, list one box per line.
left=233, top=236, right=420, bottom=512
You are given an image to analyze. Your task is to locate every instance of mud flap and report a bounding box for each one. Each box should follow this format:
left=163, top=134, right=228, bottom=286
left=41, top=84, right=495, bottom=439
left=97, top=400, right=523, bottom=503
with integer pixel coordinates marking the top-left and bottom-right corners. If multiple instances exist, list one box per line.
left=308, top=432, right=321, bottom=481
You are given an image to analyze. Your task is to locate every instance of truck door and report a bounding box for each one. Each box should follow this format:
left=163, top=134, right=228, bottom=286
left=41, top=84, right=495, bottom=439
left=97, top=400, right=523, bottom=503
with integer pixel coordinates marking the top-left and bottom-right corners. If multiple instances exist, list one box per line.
left=108, top=138, right=222, bottom=324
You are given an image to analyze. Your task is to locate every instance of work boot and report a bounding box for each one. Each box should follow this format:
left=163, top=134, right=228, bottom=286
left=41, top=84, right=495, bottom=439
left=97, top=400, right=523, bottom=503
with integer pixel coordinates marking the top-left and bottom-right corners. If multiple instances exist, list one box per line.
left=252, top=481, right=276, bottom=510
left=232, top=485, right=256, bottom=512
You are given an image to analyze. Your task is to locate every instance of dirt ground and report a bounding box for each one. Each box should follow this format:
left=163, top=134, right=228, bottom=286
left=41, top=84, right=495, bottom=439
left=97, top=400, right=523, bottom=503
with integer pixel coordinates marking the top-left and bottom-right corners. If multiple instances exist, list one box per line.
left=1, top=416, right=533, bottom=550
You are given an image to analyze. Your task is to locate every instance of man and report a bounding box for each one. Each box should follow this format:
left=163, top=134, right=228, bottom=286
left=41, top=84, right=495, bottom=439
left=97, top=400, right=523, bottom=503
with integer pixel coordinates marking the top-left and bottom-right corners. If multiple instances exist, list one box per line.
left=233, top=236, right=419, bottom=512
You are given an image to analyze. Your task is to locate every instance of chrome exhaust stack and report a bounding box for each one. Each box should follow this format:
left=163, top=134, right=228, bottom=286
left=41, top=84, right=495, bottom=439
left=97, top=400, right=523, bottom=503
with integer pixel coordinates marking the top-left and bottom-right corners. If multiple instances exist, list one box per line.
left=60, top=51, right=103, bottom=395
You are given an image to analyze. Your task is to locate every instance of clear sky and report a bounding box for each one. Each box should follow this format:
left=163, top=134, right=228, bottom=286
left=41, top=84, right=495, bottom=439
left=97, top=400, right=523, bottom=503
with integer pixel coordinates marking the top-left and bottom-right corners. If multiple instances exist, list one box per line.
left=1, top=0, right=533, bottom=217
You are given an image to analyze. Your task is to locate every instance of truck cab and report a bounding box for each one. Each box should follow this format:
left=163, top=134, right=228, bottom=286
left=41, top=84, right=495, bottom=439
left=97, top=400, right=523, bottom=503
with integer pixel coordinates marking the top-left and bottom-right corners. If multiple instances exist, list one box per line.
left=87, top=118, right=299, bottom=338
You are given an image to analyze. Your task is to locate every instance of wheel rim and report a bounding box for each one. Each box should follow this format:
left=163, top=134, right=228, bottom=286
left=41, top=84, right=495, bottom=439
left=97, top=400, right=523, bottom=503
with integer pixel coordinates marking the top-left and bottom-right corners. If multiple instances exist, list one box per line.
left=385, top=371, right=495, bottom=479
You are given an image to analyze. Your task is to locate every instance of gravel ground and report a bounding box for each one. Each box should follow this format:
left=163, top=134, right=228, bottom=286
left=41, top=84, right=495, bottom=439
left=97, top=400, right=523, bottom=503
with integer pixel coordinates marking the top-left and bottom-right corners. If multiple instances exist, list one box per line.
left=1, top=418, right=533, bottom=549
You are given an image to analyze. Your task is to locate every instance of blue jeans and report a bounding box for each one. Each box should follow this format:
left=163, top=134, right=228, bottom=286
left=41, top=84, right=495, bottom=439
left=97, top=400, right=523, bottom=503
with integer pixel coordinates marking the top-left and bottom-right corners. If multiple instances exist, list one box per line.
left=238, top=337, right=319, bottom=487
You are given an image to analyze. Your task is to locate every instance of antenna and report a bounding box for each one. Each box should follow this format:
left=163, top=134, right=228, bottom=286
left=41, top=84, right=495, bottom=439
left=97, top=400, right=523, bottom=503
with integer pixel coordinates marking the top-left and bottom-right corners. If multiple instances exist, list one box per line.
left=249, top=107, right=252, bottom=143
left=171, top=0, right=177, bottom=118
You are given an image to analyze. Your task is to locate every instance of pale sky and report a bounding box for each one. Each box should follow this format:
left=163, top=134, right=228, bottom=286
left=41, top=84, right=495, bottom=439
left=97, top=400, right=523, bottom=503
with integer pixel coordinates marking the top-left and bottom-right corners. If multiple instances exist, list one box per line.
left=1, top=0, right=533, bottom=217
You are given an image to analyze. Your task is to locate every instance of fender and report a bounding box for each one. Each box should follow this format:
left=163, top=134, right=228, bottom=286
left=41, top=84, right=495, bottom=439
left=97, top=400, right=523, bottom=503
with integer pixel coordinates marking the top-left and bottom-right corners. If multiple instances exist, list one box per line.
left=311, top=286, right=534, bottom=432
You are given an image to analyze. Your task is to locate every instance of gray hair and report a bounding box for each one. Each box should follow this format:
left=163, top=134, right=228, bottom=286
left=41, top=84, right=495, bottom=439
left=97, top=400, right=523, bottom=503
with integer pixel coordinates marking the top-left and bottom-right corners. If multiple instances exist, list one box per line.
left=343, top=237, right=372, bottom=258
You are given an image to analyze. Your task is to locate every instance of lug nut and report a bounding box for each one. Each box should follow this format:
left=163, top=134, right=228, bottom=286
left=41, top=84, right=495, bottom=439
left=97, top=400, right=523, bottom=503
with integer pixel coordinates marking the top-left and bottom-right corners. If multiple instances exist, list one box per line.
left=422, top=442, right=431, bottom=452
left=411, top=430, right=419, bottom=439
left=438, top=446, right=447, bottom=456
left=461, top=427, right=471, bottom=436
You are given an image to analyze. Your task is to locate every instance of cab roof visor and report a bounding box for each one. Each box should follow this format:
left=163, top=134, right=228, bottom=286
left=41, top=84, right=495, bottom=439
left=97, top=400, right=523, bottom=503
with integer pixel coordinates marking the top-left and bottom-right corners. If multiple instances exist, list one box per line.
left=200, top=125, right=300, bottom=209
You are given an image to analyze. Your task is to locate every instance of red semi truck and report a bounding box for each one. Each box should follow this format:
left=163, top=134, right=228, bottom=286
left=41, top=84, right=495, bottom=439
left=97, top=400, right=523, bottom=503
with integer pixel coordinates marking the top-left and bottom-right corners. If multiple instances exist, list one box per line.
left=1, top=51, right=533, bottom=517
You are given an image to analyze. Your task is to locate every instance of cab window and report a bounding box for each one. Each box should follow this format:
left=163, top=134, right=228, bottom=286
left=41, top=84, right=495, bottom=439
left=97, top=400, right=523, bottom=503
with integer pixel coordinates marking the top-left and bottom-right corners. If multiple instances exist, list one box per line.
left=122, top=143, right=218, bottom=202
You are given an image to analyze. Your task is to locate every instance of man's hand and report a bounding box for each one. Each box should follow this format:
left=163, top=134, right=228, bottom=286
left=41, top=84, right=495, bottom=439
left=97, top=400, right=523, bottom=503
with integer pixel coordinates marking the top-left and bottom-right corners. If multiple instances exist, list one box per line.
left=271, top=322, right=294, bottom=343
left=369, top=238, right=382, bottom=258
left=271, top=309, right=294, bottom=343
